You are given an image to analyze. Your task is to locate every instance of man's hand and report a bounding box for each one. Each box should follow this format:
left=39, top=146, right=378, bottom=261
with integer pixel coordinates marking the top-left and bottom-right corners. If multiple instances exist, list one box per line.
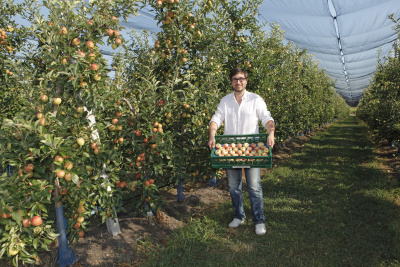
left=265, top=120, right=275, bottom=148
left=208, top=122, right=218, bottom=150
left=208, top=136, right=216, bottom=150
left=267, top=134, right=275, bottom=148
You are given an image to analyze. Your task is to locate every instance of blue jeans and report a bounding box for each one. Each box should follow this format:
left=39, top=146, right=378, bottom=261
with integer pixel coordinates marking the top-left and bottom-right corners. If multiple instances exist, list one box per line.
left=226, top=168, right=265, bottom=225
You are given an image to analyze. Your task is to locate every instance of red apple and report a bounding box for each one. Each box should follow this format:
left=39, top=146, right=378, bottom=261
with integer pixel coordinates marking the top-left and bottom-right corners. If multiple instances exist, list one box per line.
left=31, top=215, right=42, bottom=226
left=106, top=29, right=114, bottom=36
left=87, top=53, right=96, bottom=61
left=56, top=170, right=65, bottom=178
left=40, top=95, right=48, bottom=102
left=71, top=38, right=81, bottom=46
left=22, top=218, right=32, bottom=227
left=54, top=155, right=64, bottom=162
left=90, top=63, right=99, bottom=71
left=86, top=41, right=95, bottom=49
left=38, top=118, right=46, bottom=127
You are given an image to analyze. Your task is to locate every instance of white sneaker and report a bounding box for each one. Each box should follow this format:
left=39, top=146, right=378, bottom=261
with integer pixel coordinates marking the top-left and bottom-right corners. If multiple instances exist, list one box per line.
left=228, top=218, right=245, bottom=228
left=255, top=223, right=266, bottom=235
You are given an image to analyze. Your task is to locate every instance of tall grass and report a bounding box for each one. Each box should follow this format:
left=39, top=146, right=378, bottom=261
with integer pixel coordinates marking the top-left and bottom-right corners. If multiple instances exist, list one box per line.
left=143, top=116, right=400, bottom=266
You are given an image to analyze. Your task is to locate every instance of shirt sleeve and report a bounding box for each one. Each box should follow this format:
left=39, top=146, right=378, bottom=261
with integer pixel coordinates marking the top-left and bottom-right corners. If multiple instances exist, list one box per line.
left=209, top=99, right=225, bottom=128
left=257, top=98, right=274, bottom=127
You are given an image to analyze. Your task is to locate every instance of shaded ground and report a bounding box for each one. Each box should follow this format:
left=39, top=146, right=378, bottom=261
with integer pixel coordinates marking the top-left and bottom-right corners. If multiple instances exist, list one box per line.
left=11, top=121, right=400, bottom=266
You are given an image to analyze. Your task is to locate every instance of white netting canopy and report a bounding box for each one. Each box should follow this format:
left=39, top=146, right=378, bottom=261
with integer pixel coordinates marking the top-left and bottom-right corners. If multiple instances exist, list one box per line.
left=12, top=0, right=400, bottom=105
left=258, top=0, right=400, bottom=104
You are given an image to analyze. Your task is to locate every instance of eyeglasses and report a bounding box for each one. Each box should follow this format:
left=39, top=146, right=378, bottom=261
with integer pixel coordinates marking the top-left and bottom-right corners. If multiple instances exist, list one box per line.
left=232, top=77, right=247, bottom=83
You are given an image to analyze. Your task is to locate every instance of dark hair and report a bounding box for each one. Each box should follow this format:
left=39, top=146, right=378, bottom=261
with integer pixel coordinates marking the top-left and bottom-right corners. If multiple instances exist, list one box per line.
left=229, top=67, right=247, bottom=81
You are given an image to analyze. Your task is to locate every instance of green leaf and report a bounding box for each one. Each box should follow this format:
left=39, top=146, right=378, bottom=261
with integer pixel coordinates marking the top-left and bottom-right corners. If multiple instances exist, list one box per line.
left=38, top=204, right=47, bottom=213
left=72, top=174, right=80, bottom=184
left=33, top=238, right=38, bottom=249
left=12, top=210, right=21, bottom=224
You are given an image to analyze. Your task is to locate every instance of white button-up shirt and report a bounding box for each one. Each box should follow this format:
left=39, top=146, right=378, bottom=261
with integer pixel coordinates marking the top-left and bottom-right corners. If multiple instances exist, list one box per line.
left=210, top=91, right=274, bottom=135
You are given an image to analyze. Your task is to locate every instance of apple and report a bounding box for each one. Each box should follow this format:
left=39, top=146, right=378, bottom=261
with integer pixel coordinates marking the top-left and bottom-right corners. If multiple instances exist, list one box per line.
left=64, top=172, right=72, bottom=181
left=223, top=144, right=229, bottom=149
left=91, top=143, right=97, bottom=149
left=113, top=30, right=120, bottom=37
left=56, top=170, right=65, bottom=178
left=222, top=150, right=229, bottom=156
left=136, top=130, right=142, bottom=136
left=39, top=118, right=46, bottom=126
left=86, top=41, right=94, bottom=49
left=215, top=149, right=221, bottom=155
left=24, top=163, right=34, bottom=172
left=118, top=137, right=124, bottom=144
left=59, top=187, right=67, bottom=195
left=108, top=125, right=116, bottom=131
left=41, top=95, right=48, bottom=102
left=93, top=148, right=99, bottom=155
left=237, top=150, right=243, bottom=156
left=64, top=161, right=73, bottom=170
left=87, top=53, right=96, bottom=61
left=76, top=106, right=85, bottom=113
left=77, top=138, right=85, bottom=146
left=59, top=26, right=68, bottom=35
left=22, top=218, right=32, bottom=227
left=94, top=74, right=101, bottom=81
left=54, top=155, right=64, bottom=162
left=73, top=222, right=81, bottom=229
left=90, top=63, right=99, bottom=71
left=106, top=29, right=114, bottom=36
left=53, top=97, right=62, bottom=105
left=115, top=38, right=122, bottom=45
left=87, top=20, right=93, bottom=25
left=76, top=216, right=84, bottom=223
left=77, top=206, right=85, bottom=214
left=71, top=37, right=81, bottom=46
left=244, top=150, right=250, bottom=156
left=247, top=146, right=253, bottom=151
left=240, top=147, right=246, bottom=152
left=157, top=0, right=162, bottom=6
left=9, top=246, right=19, bottom=256
left=31, top=215, right=42, bottom=226
left=78, top=231, right=85, bottom=238
left=149, top=179, right=154, bottom=184
left=230, top=143, right=236, bottom=148
left=243, top=143, right=249, bottom=148
left=215, top=143, right=221, bottom=149
left=250, top=143, right=256, bottom=148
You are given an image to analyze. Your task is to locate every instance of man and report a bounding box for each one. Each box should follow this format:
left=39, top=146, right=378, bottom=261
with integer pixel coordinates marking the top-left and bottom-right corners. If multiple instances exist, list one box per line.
left=208, top=67, right=275, bottom=236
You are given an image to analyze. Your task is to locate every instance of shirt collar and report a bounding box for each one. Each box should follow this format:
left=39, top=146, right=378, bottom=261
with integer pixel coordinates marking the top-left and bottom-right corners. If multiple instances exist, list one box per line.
left=231, top=90, right=248, bottom=101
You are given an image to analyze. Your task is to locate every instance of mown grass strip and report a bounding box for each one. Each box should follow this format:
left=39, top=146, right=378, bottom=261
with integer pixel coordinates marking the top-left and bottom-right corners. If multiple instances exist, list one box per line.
left=143, top=116, right=400, bottom=266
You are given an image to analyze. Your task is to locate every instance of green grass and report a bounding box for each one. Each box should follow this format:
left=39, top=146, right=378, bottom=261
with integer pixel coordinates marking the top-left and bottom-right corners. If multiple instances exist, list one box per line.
left=143, top=116, right=400, bottom=267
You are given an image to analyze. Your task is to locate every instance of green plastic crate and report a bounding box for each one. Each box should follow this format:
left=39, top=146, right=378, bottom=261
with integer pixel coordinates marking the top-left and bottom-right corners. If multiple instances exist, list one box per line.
left=210, top=134, right=272, bottom=168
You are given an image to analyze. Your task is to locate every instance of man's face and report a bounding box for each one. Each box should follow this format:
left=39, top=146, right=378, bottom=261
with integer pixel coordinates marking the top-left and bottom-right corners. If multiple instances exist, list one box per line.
left=231, top=73, right=247, bottom=93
